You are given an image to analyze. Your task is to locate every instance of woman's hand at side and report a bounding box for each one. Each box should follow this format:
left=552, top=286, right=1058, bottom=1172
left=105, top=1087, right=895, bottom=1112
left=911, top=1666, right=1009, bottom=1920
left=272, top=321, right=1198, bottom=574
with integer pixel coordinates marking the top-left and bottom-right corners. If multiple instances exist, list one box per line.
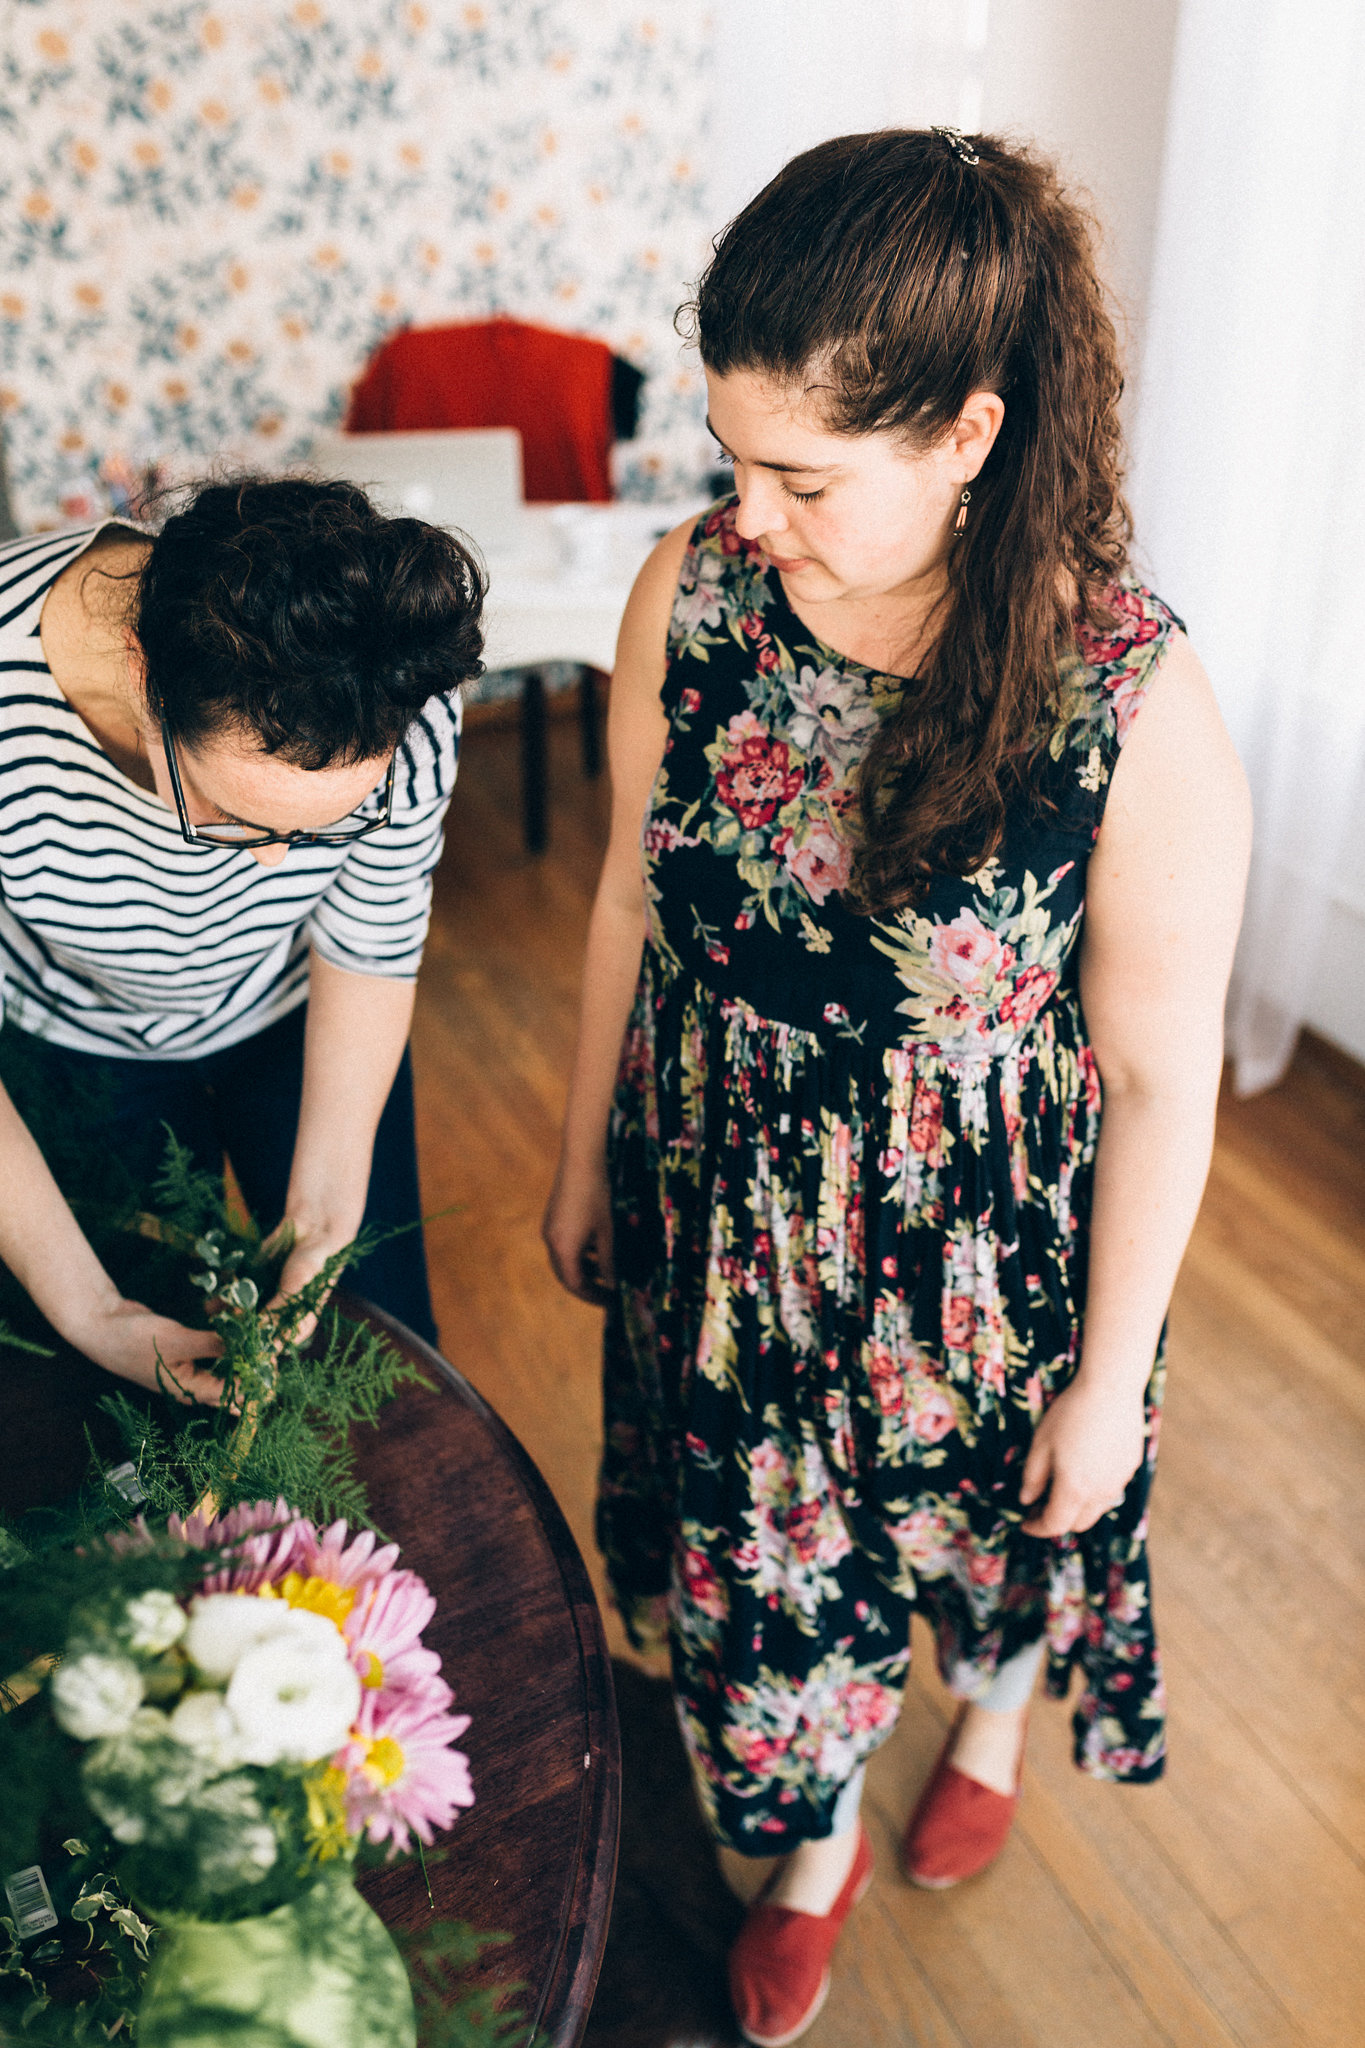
left=1021, top=631, right=1252, bottom=1541
left=543, top=1158, right=616, bottom=1305
left=541, top=518, right=690, bottom=1304
left=1018, top=1375, right=1146, bottom=1536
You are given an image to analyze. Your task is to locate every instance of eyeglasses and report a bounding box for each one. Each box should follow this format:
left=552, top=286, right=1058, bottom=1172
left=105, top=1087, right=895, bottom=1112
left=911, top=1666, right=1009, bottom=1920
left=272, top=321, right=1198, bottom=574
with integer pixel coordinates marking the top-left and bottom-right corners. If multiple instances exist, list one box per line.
left=160, top=721, right=397, bottom=849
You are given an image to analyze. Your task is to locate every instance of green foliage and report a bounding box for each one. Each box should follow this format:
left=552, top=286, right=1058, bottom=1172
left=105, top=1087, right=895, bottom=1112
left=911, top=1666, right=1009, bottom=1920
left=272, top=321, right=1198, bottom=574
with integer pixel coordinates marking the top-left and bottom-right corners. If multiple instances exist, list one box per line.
left=0, top=1124, right=430, bottom=1547
left=396, top=1923, right=527, bottom=2048
left=96, top=1289, right=426, bottom=1536
left=0, top=1323, right=54, bottom=1361
left=90, top=1129, right=432, bottom=1534
left=0, top=1841, right=152, bottom=2044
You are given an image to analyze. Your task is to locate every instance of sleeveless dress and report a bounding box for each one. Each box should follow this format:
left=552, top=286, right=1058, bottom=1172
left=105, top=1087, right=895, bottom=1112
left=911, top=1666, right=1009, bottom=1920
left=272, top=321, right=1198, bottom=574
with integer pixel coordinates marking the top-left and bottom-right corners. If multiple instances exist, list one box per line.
left=601, top=499, right=1178, bottom=1852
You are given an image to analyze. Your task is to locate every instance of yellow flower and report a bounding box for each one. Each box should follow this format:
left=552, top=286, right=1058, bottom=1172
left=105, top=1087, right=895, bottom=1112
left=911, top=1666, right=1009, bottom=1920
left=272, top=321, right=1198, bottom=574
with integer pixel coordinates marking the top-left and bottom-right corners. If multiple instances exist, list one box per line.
left=302, top=1763, right=350, bottom=1860
left=359, top=1734, right=405, bottom=1788
left=259, top=1570, right=357, bottom=1630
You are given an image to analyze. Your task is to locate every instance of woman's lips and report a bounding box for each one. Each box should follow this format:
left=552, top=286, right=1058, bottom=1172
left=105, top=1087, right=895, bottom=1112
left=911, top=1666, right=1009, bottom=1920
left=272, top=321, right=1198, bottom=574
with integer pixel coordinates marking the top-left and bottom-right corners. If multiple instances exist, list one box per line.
left=763, top=549, right=813, bottom=572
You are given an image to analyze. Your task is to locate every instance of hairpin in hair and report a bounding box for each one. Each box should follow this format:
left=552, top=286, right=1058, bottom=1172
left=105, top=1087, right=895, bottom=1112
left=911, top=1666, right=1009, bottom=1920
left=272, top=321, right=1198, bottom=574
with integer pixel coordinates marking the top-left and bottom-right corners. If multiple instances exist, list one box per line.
left=931, top=126, right=981, bottom=166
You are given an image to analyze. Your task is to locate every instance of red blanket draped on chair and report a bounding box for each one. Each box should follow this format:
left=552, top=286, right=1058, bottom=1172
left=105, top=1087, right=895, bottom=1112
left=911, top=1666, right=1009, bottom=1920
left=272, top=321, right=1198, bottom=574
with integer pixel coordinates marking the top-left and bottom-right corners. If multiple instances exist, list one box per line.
left=345, top=317, right=617, bottom=502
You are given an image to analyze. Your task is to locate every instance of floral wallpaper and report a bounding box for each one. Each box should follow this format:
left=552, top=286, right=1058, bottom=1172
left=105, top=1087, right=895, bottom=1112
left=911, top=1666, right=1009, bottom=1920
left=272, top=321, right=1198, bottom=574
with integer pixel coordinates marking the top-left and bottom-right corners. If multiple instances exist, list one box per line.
left=0, top=0, right=718, bottom=529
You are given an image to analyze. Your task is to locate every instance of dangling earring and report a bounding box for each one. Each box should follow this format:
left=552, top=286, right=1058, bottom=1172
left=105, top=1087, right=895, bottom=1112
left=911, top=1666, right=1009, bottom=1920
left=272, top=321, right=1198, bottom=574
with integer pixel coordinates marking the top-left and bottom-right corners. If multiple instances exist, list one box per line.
left=953, top=488, right=971, bottom=537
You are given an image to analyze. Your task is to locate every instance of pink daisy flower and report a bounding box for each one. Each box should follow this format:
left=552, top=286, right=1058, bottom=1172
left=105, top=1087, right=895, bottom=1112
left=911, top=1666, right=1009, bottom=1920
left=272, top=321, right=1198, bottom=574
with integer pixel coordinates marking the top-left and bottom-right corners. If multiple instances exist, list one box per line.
left=296, top=1519, right=401, bottom=1595
left=341, top=1689, right=474, bottom=1853
left=345, top=1570, right=448, bottom=1701
left=171, top=1497, right=311, bottom=1594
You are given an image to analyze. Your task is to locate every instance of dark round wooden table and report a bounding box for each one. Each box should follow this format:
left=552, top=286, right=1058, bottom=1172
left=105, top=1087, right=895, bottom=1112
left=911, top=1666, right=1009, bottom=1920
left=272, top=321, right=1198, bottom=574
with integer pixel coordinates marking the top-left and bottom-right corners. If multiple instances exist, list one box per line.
left=1, top=1295, right=620, bottom=2047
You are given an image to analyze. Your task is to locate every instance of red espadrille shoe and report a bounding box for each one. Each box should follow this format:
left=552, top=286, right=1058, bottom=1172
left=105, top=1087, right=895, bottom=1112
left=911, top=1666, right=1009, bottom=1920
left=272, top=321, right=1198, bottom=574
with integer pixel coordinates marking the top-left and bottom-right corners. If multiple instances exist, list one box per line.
left=901, top=1709, right=1026, bottom=1889
left=727, top=1825, right=874, bottom=2048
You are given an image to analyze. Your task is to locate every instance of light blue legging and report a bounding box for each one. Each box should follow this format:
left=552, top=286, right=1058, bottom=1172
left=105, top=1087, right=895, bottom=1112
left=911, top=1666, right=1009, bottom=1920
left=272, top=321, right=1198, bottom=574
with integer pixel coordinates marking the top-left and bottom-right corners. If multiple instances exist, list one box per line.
left=829, top=1636, right=1047, bottom=1836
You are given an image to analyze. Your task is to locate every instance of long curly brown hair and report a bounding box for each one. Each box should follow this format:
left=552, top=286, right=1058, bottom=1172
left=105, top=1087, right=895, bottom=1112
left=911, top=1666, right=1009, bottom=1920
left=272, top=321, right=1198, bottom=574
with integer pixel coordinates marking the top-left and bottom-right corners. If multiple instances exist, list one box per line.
left=689, top=130, right=1132, bottom=914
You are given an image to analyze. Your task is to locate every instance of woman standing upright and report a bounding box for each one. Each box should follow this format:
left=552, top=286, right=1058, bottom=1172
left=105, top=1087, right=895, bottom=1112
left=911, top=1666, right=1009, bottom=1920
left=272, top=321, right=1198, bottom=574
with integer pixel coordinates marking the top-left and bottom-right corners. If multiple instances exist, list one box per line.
left=545, top=131, right=1249, bottom=2044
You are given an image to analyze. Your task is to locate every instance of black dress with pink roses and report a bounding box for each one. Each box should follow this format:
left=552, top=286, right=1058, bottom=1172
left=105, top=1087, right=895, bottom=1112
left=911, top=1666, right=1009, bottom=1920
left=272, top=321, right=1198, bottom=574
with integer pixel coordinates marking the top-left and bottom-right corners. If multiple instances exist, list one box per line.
left=600, top=497, right=1180, bottom=1851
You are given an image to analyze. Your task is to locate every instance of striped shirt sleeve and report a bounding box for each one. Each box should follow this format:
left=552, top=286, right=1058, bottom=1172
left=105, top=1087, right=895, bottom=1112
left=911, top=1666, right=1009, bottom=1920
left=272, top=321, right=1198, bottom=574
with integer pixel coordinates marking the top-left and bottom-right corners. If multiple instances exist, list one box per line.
left=306, top=690, right=461, bottom=979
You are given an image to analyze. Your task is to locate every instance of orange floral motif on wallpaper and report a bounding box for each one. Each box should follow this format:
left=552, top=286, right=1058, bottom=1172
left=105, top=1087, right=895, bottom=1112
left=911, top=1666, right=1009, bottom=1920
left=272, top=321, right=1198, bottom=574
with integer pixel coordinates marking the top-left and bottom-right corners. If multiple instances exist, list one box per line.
left=0, top=0, right=717, bottom=526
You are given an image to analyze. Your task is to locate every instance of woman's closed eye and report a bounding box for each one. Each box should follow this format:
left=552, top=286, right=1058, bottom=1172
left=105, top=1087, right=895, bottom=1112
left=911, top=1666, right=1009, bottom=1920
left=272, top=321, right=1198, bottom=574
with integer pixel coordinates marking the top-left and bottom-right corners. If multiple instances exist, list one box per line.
left=712, top=446, right=829, bottom=505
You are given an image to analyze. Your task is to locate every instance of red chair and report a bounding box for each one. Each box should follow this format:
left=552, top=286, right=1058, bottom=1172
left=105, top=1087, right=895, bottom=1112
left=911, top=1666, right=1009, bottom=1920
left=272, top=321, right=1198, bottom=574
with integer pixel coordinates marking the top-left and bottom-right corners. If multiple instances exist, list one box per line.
left=345, top=318, right=643, bottom=848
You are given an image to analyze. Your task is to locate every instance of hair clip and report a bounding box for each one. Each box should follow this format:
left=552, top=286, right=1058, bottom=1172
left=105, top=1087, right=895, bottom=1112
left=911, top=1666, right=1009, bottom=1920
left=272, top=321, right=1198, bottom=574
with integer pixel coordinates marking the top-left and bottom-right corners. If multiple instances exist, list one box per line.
left=931, top=126, right=981, bottom=166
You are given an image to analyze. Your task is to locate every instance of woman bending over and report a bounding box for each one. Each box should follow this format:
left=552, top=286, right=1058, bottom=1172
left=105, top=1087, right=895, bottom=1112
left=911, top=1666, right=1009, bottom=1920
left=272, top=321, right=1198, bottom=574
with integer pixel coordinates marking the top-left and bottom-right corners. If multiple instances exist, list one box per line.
left=0, top=477, right=483, bottom=1395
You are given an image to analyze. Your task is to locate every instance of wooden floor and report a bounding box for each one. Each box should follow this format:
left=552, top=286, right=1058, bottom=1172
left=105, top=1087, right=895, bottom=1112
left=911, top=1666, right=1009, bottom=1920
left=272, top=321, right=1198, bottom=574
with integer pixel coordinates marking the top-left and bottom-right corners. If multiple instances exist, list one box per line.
left=411, top=710, right=1365, bottom=2048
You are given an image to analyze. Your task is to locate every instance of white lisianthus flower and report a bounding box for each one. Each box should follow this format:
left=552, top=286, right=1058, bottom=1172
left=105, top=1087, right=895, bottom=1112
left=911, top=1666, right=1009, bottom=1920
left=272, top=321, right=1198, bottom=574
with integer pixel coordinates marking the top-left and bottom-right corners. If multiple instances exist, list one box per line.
left=169, top=1690, right=242, bottom=1771
left=51, top=1653, right=144, bottom=1741
left=184, top=1592, right=341, bottom=1683
left=226, top=1634, right=361, bottom=1767
left=124, top=1589, right=187, bottom=1655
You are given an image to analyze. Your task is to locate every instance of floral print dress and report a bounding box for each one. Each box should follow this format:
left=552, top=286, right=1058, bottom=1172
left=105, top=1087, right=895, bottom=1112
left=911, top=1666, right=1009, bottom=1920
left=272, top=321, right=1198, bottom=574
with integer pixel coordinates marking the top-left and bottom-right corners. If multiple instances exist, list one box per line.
left=601, top=499, right=1179, bottom=1853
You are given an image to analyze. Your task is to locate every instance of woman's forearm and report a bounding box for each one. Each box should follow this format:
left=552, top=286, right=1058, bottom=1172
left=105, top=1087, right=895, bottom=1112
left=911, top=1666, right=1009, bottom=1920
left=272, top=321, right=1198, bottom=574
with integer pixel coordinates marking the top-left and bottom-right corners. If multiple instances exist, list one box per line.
left=0, top=1076, right=121, bottom=1344
left=284, top=952, right=417, bottom=1247
left=1076, top=1049, right=1223, bottom=1396
left=557, top=881, right=648, bottom=1187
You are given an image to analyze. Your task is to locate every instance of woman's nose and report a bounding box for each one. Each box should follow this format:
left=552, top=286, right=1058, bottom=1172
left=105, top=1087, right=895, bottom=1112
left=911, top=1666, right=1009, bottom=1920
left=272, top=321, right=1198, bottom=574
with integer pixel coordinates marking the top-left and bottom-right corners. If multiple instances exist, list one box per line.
left=248, top=842, right=290, bottom=868
left=731, top=473, right=789, bottom=543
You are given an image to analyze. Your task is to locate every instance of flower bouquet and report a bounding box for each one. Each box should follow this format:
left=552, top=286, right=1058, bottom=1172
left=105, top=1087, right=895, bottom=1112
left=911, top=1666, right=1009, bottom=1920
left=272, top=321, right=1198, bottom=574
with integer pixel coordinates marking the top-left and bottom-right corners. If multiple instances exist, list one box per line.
left=0, top=1499, right=493, bottom=2048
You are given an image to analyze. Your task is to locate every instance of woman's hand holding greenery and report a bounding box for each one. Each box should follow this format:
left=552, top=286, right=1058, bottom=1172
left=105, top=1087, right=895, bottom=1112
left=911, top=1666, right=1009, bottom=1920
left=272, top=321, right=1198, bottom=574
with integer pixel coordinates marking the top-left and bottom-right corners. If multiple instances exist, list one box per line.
left=64, top=1290, right=226, bottom=1408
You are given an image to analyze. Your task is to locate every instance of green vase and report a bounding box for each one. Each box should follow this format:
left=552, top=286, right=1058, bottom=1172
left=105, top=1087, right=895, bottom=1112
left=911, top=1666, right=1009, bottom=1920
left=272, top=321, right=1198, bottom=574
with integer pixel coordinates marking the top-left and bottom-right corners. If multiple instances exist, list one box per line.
left=137, top=1864, right=416, bottom=2048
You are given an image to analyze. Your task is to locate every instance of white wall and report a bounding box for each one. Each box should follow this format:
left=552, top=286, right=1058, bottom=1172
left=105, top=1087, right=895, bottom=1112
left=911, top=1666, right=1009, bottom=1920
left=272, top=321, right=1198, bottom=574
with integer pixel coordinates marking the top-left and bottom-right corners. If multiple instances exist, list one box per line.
left=710, top=1, right=991, bottom=235
left=711, top=0, right=1180, bottom=407
left=980, top=0, right=1182, bottom=414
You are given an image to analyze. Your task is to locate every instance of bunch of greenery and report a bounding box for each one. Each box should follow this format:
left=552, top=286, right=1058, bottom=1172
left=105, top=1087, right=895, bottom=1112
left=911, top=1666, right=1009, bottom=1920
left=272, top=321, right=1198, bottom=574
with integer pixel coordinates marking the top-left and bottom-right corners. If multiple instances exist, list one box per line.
left=0, top=1130, right=431, bottom=1550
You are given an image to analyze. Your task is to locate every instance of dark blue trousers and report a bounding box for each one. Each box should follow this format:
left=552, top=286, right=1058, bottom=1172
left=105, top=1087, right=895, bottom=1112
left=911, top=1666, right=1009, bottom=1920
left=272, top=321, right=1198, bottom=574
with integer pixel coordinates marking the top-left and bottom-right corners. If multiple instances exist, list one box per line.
left=8, top=1005, right=436, bottom=1344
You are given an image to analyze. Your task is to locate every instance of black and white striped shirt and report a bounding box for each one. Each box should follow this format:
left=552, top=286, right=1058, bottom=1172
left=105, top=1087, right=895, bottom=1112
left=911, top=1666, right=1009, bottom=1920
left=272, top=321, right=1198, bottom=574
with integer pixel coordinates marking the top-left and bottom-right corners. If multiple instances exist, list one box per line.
left=0, top=524, right=461, bottom=1059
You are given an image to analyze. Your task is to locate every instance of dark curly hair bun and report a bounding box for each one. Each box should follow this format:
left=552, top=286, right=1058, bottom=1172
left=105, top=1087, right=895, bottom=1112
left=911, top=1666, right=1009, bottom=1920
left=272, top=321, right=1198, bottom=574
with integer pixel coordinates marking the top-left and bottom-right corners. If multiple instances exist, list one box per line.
left=135, top=475, right=486, bottom=770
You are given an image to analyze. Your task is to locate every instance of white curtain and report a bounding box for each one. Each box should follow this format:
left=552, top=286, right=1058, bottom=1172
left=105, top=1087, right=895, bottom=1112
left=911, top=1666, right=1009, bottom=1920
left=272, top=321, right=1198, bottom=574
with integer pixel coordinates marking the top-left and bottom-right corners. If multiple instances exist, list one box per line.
left=1129, top=0, right=1365, bottom=1094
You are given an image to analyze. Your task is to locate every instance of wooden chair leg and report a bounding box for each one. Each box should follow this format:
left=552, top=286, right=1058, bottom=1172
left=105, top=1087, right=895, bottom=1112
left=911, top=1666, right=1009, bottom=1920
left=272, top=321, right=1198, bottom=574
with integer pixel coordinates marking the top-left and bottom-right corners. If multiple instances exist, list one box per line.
left=580, top=666, right=603, bottom=780
left=521, top=668, right=548, bottom=854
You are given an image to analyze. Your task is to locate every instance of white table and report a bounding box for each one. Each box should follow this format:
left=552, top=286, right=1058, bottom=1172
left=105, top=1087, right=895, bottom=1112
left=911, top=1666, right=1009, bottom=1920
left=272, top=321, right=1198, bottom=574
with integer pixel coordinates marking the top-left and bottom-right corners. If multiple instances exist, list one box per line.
left=476, top=501, right=709, bottom=678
